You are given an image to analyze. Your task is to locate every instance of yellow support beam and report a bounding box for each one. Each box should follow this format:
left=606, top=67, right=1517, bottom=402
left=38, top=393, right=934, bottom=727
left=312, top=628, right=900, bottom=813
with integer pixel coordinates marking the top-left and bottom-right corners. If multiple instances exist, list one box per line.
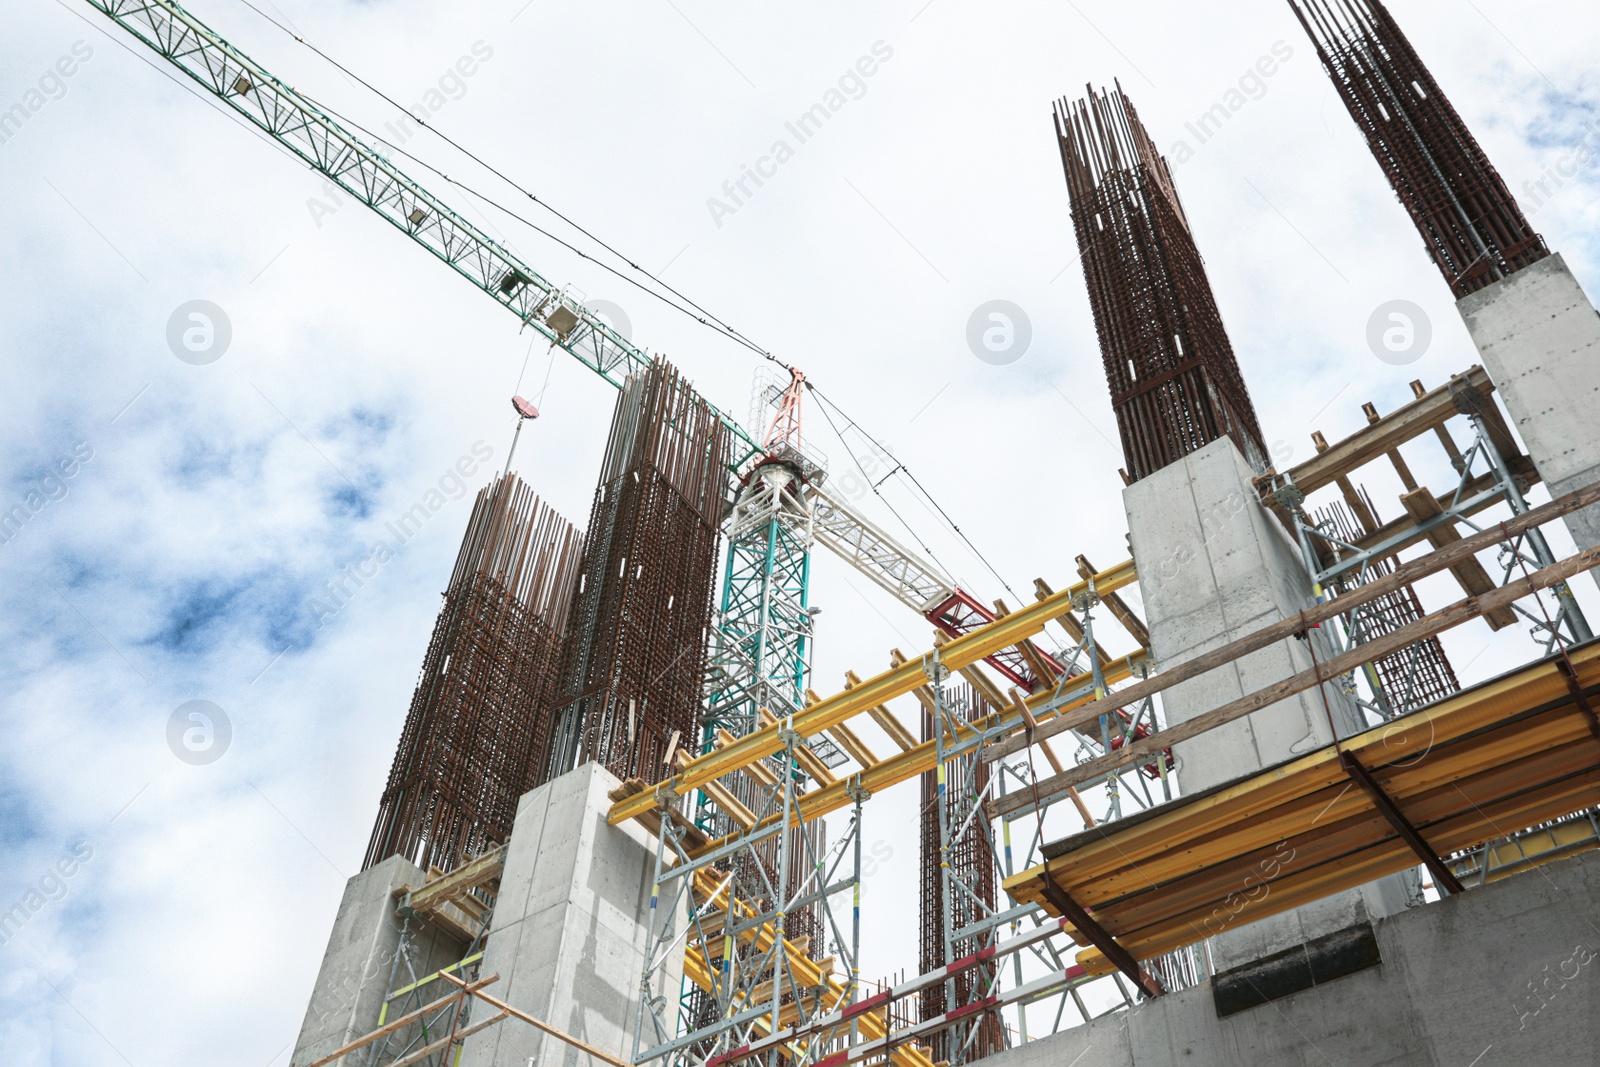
left=683, top=650, right=1148, bottom=859
left=682, top=869, right=935, bottom=1067
left=608, top=560, right=1138, bottom=826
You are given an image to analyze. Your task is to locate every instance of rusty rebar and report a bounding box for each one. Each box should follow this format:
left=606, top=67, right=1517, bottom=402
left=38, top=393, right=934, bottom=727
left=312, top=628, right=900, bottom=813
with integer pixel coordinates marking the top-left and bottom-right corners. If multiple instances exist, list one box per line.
left=548, top=360, right=733, bottom=785
left=364, top=475, right=583, bottom=873
left=1288, top=0, right=1548, bottom=297
left=1055, top=84, right=1268, bottom=483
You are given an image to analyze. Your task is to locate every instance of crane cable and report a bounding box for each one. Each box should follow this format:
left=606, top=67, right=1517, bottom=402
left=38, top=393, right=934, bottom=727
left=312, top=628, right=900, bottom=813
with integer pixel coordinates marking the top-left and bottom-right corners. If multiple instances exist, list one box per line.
left=807, top=384, right=1024, bottom=605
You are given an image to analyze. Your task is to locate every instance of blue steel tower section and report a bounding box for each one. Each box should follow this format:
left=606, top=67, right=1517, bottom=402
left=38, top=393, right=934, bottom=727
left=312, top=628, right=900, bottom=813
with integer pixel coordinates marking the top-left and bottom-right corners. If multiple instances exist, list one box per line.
left=702, top=370, right=822, bottom=750
left=704, top=459, right=817, bottom=741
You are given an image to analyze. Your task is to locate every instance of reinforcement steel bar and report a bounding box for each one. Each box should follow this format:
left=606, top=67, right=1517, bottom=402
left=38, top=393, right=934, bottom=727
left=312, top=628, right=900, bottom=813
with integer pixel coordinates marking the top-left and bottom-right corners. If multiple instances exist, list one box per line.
left=550, top=361, right=731, bottom=785
left=1288, top=0, right=1548, bottom=297
left=1314, top=495, right=1460, bottom=714
left=606, top=560, right=1139, bottom=826
left=364, top=476, right=581, bottom=873
left=1056, top=83, right=1266, bottom=482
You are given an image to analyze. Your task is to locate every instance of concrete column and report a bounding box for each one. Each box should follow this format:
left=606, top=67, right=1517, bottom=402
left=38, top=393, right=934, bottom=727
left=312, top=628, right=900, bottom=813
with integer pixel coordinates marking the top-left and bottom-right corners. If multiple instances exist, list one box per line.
left=459, top=761, right=683, bottom=1067
left=290, top=854, right=468, bottom=1065
left=1124, top=436, right=1365, bottom=791
left=1458, top=253, right=1600, bottom=588
left=1123, top=437, right=1409, bottom=969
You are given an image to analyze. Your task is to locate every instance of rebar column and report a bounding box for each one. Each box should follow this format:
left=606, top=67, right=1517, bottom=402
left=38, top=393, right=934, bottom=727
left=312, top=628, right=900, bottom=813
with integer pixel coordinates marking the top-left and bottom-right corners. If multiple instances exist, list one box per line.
left=548, top=360, right=732, bottom=784
left=364, top=475, right=582, bottom=873
left=1055, top=84, right=1268, bottom=483
left=1288, top=0, right=1548, bottom=297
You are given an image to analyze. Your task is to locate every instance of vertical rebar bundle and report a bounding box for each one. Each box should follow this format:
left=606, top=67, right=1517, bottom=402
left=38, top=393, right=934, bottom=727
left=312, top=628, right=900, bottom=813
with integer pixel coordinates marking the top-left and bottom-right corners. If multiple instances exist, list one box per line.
left=1315, top=496, right=1460, bottom=712
left=548, top=360, right=732, bottom=784
left=364, top=475, right=583, bottom=874
left=919, top=686, right=1003, bottom=1060
left=1288, top=0, right=1548, bottom=297
left=1056, top=85, right=1268, bottom=483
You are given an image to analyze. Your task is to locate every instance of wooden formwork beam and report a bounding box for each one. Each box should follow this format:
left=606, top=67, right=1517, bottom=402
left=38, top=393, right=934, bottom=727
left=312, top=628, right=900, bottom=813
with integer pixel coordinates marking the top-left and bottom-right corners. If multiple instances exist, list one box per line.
left=1399, top=487, right=1517, bottom=628
left=1262, top=366, right=1496, bottom=498
left=983, top=481, right=1600, bottom=766
left=1075, top=554, right=1150, bottom=648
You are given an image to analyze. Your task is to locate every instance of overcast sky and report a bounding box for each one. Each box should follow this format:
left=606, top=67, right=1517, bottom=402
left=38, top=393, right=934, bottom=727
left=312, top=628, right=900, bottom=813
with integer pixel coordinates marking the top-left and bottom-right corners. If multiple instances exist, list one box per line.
left=2, top=0, right=1598, bottom=1063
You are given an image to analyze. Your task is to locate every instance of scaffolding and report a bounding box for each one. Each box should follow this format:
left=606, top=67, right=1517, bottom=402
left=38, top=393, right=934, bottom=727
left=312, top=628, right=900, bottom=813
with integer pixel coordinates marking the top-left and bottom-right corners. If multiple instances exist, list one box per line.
left=918, top=686, right=1003, bottom=1062
left=1289, top=0, right=1549, bottom=297
left=1003, top=630, right=1600, bottom=978
left=618, top=561, right=1188, bottom=1065
left=1311, top=492, right=1460, bottom=716
left=363, top=476, right=582, bottom=874
left=1055, top=83, right=1267, bottom=482
left=1258, top=369, right=1593, bottom=706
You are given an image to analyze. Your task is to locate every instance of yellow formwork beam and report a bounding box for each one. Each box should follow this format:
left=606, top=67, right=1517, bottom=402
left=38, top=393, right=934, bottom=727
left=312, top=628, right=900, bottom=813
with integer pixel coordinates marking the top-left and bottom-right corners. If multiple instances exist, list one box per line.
left=608, top=559, right=1139, bottom=827
left=680, top=649, right=1148, bottom=860
left=683, top=868, right=935, bottom=1067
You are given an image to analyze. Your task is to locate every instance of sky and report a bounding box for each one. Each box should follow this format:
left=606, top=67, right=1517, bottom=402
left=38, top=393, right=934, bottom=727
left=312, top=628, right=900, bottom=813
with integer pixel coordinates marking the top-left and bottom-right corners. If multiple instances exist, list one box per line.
left=2, top=0, right=1598, bottom=1063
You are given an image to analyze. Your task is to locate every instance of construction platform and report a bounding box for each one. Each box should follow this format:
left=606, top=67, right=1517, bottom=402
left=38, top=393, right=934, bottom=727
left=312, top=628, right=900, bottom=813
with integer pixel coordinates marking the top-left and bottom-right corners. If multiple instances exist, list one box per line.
left=1003, top=639, right=1600, bottom=978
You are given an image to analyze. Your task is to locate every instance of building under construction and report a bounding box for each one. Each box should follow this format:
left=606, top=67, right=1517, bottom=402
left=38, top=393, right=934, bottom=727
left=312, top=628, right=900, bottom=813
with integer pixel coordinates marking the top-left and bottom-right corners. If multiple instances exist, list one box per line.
left=77, top=0, right=1600, bottom=1064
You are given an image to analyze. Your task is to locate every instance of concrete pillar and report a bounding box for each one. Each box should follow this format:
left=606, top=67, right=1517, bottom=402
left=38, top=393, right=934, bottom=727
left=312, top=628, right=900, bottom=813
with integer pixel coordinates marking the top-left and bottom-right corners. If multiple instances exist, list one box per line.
left=1124, top=436, right=1365, bottom=791
left=291, top=855, right=468, bottom=1065
left=1458, top=252, right=1600, bottom=589
left=459, top=761, right=682, bottom=1067
left=1123, top=437, right=1409, bottom=970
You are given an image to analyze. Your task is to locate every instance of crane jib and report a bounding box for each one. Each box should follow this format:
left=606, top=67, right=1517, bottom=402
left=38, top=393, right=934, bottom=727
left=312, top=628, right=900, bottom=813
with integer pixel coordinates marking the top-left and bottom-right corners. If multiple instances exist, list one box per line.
left=83, top=0, right=761, bottom=468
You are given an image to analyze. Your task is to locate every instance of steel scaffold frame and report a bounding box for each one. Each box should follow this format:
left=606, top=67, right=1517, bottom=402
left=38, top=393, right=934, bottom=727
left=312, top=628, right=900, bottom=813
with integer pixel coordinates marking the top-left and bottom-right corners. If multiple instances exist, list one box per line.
left=631, top=733, right=878, bottom=1067
left=1263, top=398, right=1592, bottom=727
left=637, top=619, right=1193, bottom=1067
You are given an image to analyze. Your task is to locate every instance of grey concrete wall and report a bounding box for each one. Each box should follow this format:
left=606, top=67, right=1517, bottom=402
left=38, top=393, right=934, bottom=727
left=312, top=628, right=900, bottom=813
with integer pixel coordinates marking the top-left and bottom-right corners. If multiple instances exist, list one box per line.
left=290, top=854, right=467, bottom=1065
left=1124, top=436, right=1364, bottom=794
left=1459, top=253, right=1600, bottom=588
left=983, top=852, right=1600, bottom=1067
left=459, top=761, right=682, bottom=1067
